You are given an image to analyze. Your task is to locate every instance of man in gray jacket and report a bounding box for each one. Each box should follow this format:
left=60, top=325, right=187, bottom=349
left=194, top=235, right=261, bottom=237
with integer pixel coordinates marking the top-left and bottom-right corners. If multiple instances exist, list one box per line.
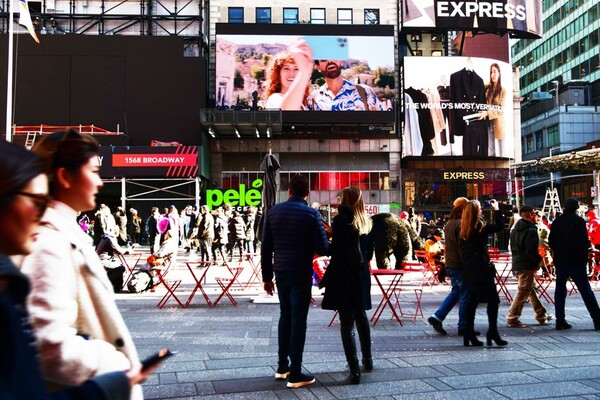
left=507, top=205, right=552, bottom=328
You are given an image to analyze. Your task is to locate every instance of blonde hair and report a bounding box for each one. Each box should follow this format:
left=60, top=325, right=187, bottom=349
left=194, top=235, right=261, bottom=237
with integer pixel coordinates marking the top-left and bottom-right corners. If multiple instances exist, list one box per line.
left=460, top=200, right=484, bottom=240
left=339, top=187, right=372, bottom=235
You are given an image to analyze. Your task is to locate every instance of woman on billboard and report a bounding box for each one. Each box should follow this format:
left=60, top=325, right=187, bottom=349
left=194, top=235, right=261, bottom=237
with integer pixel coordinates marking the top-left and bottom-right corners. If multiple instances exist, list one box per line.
left=264, top=39, right=313, bottom=110
left=479, top=63, right=507, bottom=157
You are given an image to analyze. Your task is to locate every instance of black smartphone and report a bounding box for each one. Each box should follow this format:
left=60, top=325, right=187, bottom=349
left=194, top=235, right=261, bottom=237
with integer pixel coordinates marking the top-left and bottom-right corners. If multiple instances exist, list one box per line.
left=141, top=348, right=175, bottom=372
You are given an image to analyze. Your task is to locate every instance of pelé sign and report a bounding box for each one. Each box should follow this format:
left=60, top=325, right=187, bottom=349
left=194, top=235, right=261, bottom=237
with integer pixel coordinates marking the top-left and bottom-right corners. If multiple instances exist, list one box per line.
left=206, top=179, right=263, bottom=209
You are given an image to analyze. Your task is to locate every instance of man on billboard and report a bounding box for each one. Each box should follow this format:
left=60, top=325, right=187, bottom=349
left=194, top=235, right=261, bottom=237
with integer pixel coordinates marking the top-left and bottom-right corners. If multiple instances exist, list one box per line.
left=308, top=60, right=383, bottom=111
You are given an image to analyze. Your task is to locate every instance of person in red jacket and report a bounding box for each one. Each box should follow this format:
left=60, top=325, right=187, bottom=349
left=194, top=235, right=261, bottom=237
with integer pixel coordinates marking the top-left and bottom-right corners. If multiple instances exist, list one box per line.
left=587, top=210, right=600, bottom=249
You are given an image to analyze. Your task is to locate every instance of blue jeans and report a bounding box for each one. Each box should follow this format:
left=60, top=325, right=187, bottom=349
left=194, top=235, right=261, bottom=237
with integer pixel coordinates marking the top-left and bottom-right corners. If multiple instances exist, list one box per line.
left=433, top=269, right=468, bottom=329
left=274, top=270, right=313, bottom=375
left=555, top=265, right=600, bottom=324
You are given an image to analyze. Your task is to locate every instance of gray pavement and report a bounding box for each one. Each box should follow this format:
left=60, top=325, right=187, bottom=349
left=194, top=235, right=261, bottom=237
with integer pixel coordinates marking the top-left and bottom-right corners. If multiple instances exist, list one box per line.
left=117, top=250, right=600, bottom=399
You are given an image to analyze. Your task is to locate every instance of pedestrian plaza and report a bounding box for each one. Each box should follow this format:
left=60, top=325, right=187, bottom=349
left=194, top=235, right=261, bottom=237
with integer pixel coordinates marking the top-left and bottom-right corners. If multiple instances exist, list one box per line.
left=113, top=247, right=600, bottom=399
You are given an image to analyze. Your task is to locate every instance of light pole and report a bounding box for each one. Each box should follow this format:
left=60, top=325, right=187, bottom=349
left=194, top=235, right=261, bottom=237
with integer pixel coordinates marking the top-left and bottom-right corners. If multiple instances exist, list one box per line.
left=549, top=145, right=560, bottom=192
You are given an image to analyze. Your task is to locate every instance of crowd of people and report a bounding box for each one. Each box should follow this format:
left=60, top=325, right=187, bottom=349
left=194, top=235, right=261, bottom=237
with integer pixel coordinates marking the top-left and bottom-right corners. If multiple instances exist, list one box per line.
left=3, top=131, right=600, bottom=396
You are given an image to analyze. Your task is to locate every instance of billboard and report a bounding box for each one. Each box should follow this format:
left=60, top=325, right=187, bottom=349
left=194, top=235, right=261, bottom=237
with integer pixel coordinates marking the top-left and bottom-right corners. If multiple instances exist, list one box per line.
left=402, top=0, right=542, bottom=38
left=403, top=56, right=513, bottom=158
left=99, top=146, right=200, bottom=178
left=215, top=24, right=395, bottom=120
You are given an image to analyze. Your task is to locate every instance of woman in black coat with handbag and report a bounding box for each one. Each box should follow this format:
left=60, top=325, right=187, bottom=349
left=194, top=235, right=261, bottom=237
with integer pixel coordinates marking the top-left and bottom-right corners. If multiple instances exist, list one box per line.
left=321, top=187, right=374, bottom=384
left=459, top=199, right=507, bottom=347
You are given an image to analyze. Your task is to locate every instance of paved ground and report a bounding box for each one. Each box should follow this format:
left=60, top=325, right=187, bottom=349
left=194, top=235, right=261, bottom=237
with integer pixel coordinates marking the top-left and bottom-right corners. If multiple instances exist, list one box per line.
left=116, top=250, right=600, bottom=399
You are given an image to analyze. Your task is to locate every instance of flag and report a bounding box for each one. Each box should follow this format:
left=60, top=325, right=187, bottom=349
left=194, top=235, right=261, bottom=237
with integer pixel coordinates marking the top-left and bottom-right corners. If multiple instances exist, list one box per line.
left=18, top=0, right=39, bottom=43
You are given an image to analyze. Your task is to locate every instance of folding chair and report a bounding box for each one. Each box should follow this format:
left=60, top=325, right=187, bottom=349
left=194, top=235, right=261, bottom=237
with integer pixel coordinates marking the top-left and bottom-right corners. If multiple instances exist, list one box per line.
left=153, top=259, right=185, bottom=309
left=390, top=261, right=425, bottom=321
left=214, top=267, right=244, bottom=307
left=150, top=254, right=175, bottom=292
left=413, top=250, right=441, bottom=288
left=115, top=252, right=144, bottom=289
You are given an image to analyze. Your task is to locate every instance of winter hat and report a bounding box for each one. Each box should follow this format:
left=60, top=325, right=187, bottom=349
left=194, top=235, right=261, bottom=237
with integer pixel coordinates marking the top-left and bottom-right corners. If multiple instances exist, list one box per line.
left=564, top=197, right=579, bottom=213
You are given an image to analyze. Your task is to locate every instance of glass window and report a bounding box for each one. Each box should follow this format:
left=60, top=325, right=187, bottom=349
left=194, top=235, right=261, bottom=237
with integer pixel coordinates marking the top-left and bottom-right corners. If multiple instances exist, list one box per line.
left=547, top=125, right=560, bottom=147
left=338, top=9, right=352, bottom=24
left=535, top=131, right=543, bottom=150
left=364, top=9, right=379, bottom=25
left=228, top=7, right=244, bottom=23
left=256, top=8, right=271, bottom=24
left=310, top=8, right=326, bottom=24
left=283, top=8, right=299, bottom=24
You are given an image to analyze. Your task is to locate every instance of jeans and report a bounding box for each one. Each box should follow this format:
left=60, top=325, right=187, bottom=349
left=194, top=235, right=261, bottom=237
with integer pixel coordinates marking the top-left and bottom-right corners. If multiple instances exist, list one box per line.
left=507, top=270, right=546, bottom=321
left=339, top=308, right=371, bottom=371
left=274, top=270, right=313, bottom=375
left=433, top=269, right=468, bottom=329
left=555, top=265, right=600, bottom=323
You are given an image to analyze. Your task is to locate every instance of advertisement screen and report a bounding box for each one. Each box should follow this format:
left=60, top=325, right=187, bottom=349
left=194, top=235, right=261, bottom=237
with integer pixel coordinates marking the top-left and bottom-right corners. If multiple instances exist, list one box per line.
left=402, top=0, right=542, bottom=38
left=403, top=56, right=513, bottom=158
left=215, top=24, right=396, bottom=116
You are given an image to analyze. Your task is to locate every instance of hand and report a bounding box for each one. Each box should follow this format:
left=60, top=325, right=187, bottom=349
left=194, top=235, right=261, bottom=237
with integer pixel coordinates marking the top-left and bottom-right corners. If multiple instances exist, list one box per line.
left=490, top=199, right=499, bottom=211
left=288, top=39, right=314, bottom=75
left=126, top=364, right=155, bottom=386
left=263, top=281, right=275, bottom=296
left=476, top=111, right=488, bottom=120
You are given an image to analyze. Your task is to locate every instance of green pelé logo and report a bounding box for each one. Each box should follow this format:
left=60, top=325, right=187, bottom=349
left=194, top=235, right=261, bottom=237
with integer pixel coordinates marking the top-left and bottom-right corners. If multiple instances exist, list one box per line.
left=206, top=178, right=263, bottom=209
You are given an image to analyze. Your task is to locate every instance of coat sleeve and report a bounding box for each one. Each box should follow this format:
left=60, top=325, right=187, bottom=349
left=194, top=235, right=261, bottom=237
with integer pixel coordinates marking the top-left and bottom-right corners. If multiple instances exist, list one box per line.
left=312, top=210, right=330, bottom=257
left=21, top=234, right=131, bottom=386
left=524, top=229, right=542, bottom=266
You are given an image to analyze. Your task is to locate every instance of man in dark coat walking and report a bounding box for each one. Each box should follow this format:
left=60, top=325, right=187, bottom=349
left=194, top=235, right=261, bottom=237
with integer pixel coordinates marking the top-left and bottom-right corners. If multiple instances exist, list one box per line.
left=549, top=198, right=600, bottom=330
left=261, top=175, right=329, bottom=389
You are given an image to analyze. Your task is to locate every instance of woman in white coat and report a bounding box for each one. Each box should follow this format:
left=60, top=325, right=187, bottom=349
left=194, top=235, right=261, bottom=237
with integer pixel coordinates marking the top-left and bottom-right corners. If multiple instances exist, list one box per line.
left=21, top=130, right=144, bottom=399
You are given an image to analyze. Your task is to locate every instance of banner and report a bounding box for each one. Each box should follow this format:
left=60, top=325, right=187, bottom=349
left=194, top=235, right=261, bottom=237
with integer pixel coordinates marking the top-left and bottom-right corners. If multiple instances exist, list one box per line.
left=402, top=0, right=542, bottom=38
left=99, top=146, right=199, bottom=178
left=403, top=56, right=514, bottom=158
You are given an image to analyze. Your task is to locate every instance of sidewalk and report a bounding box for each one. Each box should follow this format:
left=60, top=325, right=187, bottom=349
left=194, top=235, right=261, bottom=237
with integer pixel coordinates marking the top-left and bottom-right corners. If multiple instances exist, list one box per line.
left=117, top=249, right=600, bottom=399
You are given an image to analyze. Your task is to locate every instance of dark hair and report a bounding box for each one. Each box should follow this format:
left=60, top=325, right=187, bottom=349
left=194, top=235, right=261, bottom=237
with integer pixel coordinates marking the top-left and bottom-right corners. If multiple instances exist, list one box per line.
left=0, top=141, right=44, bottom=210
left=32, top=129, right=99, bottom=195
left=289, top=175, right=309, bottom=198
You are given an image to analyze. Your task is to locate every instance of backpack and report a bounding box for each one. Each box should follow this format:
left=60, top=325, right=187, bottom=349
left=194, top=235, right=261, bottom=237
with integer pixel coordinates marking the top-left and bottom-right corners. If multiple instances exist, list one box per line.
left=104, top=264, right=126, bottom=293
left=127, top=270, right=154, bottom=293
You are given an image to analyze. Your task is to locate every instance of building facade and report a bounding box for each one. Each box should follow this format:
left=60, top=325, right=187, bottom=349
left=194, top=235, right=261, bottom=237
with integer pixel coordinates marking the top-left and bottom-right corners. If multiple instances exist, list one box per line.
left=512, top=0, right=600, bottom=207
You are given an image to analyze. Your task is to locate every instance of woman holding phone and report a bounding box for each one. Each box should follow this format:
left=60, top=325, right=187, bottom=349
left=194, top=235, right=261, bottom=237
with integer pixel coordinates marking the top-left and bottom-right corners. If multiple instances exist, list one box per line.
left=0, top=140, right=160, bottom=399
left=20, top=131, right=145, bottom=399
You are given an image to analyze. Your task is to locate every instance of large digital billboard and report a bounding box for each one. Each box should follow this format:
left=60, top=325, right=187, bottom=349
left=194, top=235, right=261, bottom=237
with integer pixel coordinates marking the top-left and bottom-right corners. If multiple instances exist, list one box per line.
left=215, top=24, right=395, bottom=120
left=403, top=56, right=513, bottom=158
left=402, top=0, right=542, bottom=38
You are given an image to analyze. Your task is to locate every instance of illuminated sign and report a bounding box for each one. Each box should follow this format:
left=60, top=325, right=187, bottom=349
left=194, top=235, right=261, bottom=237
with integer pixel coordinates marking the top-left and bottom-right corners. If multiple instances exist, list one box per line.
left=99, top=146, right=199, bottom=178
left=403, top=56, right=514, bottom=159
left=443, top=171, right=486, bottom=180
left=215, top=23, right=395, bottom=126
left=205, top=179, right=263, bottom=209
left=402, top=0, right=542, bottom=39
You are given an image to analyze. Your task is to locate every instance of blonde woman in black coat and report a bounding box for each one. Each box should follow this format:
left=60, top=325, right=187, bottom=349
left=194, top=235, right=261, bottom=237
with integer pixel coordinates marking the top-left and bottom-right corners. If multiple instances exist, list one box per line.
left=459, top=199, right=507, bottom=347
left=321, top=187, right=374, bottom=384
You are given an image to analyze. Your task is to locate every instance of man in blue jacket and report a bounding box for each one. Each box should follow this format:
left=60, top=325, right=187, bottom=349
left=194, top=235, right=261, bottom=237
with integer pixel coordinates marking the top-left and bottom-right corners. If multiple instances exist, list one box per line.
left=261, top=175, right=329, bottom=388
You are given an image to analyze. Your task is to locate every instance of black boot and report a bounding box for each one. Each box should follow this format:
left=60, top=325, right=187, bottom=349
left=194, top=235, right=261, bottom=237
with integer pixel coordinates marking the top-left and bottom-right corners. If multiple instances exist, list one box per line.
left=340, top=313, right=361, bottom=384
left=355, top=310, right=373, bottom=371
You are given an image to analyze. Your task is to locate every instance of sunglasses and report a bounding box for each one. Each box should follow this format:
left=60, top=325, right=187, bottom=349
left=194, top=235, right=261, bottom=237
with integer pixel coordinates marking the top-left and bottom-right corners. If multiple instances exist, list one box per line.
left=17, top=191, right=50, bottom=217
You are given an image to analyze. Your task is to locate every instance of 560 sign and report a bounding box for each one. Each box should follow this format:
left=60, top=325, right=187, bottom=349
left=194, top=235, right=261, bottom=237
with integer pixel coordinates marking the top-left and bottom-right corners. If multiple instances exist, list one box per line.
left=206, top=179, right=263, bottom=209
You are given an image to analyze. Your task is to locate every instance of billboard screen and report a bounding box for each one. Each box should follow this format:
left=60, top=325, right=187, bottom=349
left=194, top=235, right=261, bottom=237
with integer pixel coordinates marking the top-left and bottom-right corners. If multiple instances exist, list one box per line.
left=99, top=146, right=200, bottom=178
left=215, top=24, right=395, bottom=121
left=402, top=0, right=542, bottom=38
left=403, top=56, right=513, bottom=158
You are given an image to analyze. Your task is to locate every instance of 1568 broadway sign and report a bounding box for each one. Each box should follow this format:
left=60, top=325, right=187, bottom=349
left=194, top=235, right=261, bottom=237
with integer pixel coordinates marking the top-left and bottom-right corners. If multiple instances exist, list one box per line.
left=206, top=179, right=263, bottom=209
